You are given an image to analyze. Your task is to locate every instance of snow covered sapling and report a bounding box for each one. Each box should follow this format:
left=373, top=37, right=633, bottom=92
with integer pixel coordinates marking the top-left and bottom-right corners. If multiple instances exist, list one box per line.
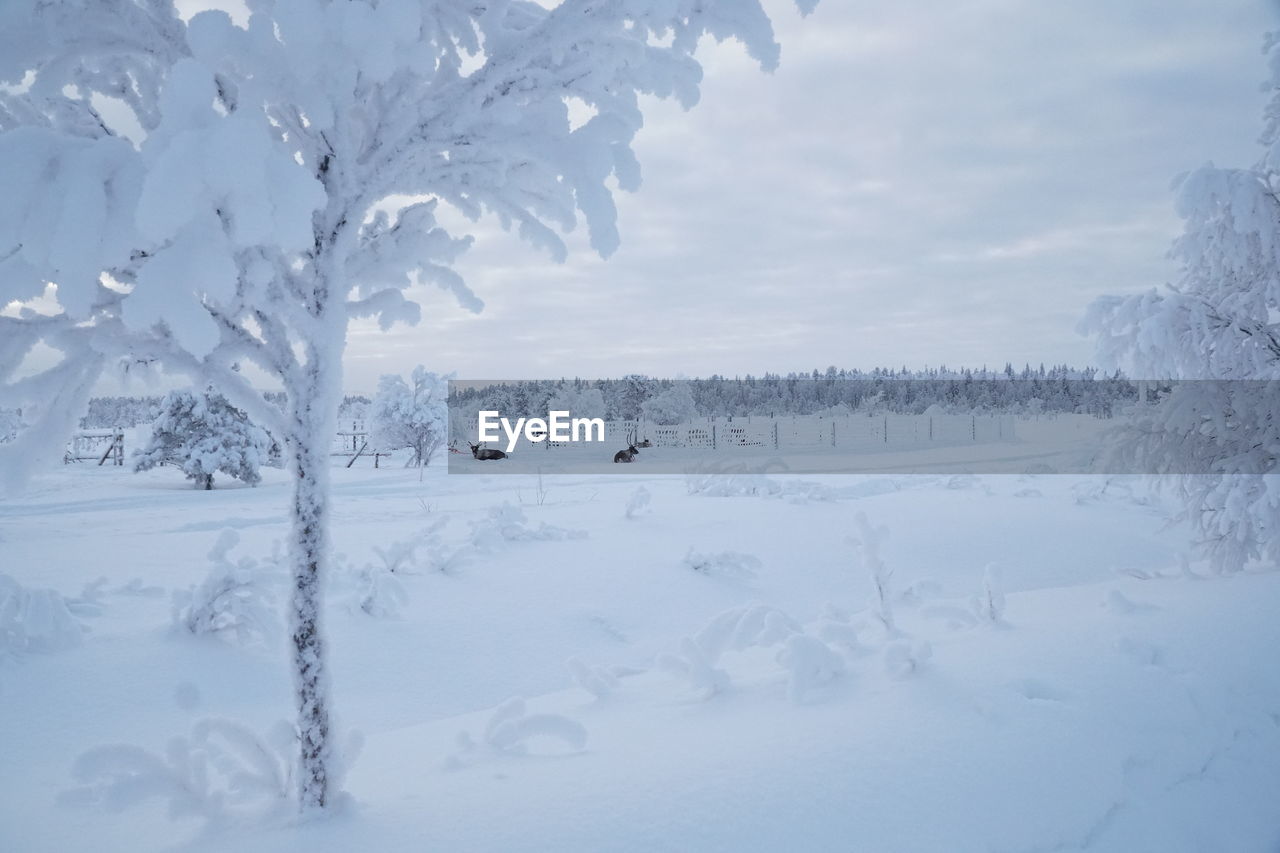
left=853, top=513, right=897, bottom=637
left=624, top=485, right=652, bottom=519
left=369, top=366, right=448, bottom=470
left=134, top=389, right=271, bottom=489
left=173, top=531, right=279, bottom=647
left=971, top=563, right=1007, bottom=625
left=1, top=0, right=816, bottom=811
left=1081, top=32, right=1280, bottom=574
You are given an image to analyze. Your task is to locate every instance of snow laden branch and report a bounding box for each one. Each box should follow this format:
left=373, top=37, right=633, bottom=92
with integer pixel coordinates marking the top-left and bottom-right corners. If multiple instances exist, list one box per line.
left=1, top=0, right=817, bottom=812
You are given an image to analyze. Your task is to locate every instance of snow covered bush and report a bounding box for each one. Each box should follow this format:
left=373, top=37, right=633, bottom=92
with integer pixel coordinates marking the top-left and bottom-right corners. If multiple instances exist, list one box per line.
left=884, top=641, right=933, bottom=679
left=369, top=366, right=448, bottom=468
left=1081, top=37, right=1280, bottom=574
left=446, top=697, right=587, bottom=770
left=683, top=548, right=761, bottom=580
left=657, top=637, right=733, bottom=701
left=65, top=718, right=363, bottom=823
left=777, top=633, right=846, bottom=704
left=685, top=461, right=784, bottom=498
left=0, top=572, right=87, bottom=654
left=134, top=390, right=271, bottom=490
left=566, top=657, right=621, bottom=700
left=172, top=531, right=279, bottom=648
left=1, top=0, right=814, bottom=810
left=342, top=559, right=408, bottom=620
left=469, top=503, right=586, bottom=551
left=659, top=604, right=802, bottom=699
left=624, top=485, right=652, bottom=520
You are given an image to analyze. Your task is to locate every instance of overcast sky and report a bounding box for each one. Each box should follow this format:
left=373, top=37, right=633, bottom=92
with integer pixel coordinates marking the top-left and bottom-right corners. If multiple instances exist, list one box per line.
left=61, top=1, right=1277, bottom=393
left=335, top=0, right=1277, bottom=392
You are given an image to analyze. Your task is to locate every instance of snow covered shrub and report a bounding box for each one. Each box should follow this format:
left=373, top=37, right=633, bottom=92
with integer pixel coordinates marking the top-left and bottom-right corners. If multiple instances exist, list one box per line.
left=970, top=563, right=1007, bottom=625
left=657, top=638, right=733, bottom=701
left=814, top=603, right=861, bottom=653
left=370, top=366, right=448, bottom=468
left=134, top=390, right=272, bottom=490
left=172, top=531, right=279, bottom=647
left=348, top=561, right=408, bottom=620
left=0, top=572, right=86, bottom=654
left=659, top=604, right=802, bottom=699
left=684, top=460, right=784, bottom=498
left=624, top=485, right=652, bottom=520
left=567, top=657, right=621, bottom=700
left=777, top=634, right=846, bottom=704
left=469, top=503, right=586, bottom=551
left=66, top=718, right=362, bottom=823
left=446, top=698, right=587, bottom=770
left=683, top=548, right=761, bottom=580
left=853, top=513, right=897, bottom=637
left=884, top=641, right=933, bottom=679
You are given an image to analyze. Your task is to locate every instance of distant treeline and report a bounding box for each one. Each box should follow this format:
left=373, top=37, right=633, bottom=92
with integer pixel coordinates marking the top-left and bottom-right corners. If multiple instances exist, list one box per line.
left=71, top=364, right=1135, bottom=431
left=450, top=364, right=1138, bottom=421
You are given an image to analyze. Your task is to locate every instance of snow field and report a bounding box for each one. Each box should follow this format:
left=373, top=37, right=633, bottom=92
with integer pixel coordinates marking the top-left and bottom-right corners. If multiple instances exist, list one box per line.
left=2, top=461, right=1277, bottom=851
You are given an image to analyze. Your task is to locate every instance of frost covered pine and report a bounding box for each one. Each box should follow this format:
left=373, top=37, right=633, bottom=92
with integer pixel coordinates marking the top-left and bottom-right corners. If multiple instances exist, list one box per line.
left=0, top=0, right=815, bottom=811
left=369, top=366, right=447, bottom=469
left=1081, top=32, right=1280, bottom=573
left=134, top=389, right=270, bottom=489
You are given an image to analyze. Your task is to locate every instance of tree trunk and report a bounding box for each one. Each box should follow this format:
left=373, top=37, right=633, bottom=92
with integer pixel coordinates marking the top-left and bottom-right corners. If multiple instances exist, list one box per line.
left=287, top=349, right=343, bottom=811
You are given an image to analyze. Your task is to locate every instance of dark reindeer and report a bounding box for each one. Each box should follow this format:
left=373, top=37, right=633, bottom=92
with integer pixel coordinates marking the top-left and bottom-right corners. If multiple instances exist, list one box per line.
left=469, top=442, right=507, bottom=461
left=613, top=429, right=640, bottom=463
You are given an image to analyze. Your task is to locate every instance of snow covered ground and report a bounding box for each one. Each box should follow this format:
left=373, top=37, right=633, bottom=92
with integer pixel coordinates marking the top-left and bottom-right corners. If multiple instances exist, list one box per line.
left=2, top=459, right=1279, bottom=851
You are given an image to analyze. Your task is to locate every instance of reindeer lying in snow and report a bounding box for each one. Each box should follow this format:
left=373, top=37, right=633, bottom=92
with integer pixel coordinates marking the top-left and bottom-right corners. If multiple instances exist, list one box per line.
left=614, top=429, right=641, bottom=463
left=468, top=442, right=507, bottom=460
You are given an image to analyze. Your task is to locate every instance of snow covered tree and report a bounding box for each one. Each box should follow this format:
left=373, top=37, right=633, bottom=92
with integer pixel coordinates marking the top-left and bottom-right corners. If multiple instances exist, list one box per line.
left=1082, top=34, right=1280, bottom=573
left=134, top=389, right=271, bottom=489
left=546, top=385, right=606, bottom=421
left=640, top=381, right=699, bottom=424
left=369, top=365, right=447, bottom=468
left=0, top=0, right=815, bottom=810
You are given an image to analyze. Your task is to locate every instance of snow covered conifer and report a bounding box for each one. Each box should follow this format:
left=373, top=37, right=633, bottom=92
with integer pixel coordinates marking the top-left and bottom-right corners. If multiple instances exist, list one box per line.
left=0, top=0, right=815, bottom=810
left=1082, top=33, right=1280, bottom=572
left=640, top=382, right=699, bottom=425
left=134, top=389, right=270, bottom=490
left=369, top=366, right=447, bottom=469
